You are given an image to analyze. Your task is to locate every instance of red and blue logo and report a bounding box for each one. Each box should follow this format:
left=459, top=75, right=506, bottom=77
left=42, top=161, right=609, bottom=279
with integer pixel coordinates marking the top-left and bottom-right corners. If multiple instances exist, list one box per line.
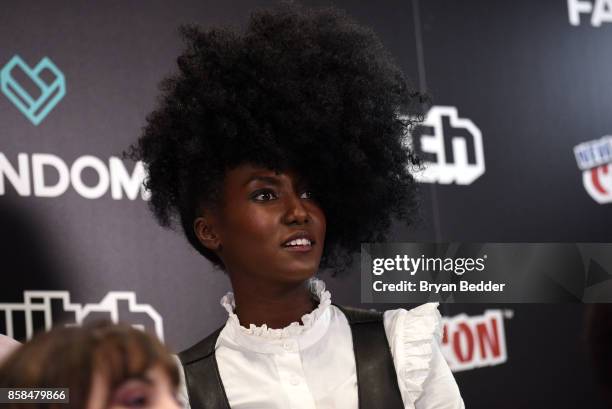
left=574, top=136, right=612, bottom=204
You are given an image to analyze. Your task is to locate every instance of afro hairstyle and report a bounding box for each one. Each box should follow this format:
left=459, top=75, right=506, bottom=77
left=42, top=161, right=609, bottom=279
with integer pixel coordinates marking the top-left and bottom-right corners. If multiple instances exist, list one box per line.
left=127, top=3, right=427, bottom=273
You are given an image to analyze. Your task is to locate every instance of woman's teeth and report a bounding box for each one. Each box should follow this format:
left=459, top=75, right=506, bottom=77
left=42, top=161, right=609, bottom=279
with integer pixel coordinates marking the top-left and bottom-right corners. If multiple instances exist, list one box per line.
left=285, top=238, right=311, bottom=247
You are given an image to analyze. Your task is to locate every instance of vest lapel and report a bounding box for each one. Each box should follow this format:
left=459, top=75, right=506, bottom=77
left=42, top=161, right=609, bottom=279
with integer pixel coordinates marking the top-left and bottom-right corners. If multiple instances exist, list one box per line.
left=179, top=327, right=230, bottom=409
left=335, top=305, right=404, bottom=409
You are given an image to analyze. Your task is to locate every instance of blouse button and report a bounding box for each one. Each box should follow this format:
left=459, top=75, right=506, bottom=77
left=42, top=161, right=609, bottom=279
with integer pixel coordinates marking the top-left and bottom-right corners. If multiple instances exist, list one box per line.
left=289, top=376, right=300, bottom=386
left=282, top=341, right=294, bottom=351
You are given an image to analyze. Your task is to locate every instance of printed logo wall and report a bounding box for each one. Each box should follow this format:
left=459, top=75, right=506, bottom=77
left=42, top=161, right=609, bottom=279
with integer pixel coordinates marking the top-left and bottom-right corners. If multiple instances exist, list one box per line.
left=0, top=55, right=507, bottom=374
left=0, top=56, right=147, bottom=200
left=0, top=55, right=157, bottom=346
left=568, top=0, right=612, bottom=208
left=1, top=2, right=610, bottom=407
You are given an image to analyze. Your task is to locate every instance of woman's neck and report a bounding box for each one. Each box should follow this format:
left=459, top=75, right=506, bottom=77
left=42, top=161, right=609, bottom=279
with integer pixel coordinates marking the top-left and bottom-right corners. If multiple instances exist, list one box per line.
left=229, top=277, right=318, bottom=329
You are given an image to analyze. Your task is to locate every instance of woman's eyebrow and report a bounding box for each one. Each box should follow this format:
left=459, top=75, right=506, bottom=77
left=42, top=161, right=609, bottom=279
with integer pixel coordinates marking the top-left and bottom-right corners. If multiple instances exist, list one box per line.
left=242, top=175, right=281, bottom=186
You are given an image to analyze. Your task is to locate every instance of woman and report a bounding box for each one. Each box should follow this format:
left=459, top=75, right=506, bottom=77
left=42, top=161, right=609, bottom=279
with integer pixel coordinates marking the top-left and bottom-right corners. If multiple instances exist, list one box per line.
left=0, top=322, right=181, bottom=409
left=129, top=4, right=464, bottom=409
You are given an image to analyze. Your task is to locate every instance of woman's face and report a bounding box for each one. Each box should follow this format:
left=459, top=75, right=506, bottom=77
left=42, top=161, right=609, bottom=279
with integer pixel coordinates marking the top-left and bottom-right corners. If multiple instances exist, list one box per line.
left=87, top=366, right=180, bottom=409
left=197, top=164, right=326, bottom=285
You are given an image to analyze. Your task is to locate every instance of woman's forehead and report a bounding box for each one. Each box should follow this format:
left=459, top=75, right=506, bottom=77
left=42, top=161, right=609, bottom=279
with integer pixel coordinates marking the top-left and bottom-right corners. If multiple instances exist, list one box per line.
left=225, top=164, right=304, bottom=186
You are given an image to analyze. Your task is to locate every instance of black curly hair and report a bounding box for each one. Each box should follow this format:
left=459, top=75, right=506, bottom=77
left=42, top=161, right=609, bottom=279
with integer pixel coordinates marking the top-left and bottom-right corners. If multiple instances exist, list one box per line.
left=127, top=3, right=427, bottom=273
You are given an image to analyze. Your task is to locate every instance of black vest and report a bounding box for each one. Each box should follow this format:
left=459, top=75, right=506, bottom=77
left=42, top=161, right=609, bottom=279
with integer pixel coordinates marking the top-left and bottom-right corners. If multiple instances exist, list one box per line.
left=179, top=305, right=403, bottom=409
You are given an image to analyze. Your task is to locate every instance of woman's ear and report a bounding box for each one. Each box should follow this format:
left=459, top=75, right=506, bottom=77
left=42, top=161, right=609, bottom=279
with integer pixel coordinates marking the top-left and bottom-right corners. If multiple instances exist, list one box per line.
left=194, top=215, right=222, bottom=251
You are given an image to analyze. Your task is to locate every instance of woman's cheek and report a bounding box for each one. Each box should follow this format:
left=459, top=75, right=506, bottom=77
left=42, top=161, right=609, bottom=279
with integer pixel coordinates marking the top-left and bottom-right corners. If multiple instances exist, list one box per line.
left=243, top=209, right=279, bottom=239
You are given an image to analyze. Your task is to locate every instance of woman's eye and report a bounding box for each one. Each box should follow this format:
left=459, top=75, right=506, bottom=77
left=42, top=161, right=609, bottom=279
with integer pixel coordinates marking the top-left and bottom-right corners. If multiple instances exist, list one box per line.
left=300, top=190, right=313, bottom=199
left=252, top=190, right=277, bottom=201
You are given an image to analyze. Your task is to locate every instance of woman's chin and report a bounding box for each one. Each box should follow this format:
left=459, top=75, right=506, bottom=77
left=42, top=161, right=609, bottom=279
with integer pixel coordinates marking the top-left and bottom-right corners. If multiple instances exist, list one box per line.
left=276, top=263, right=318, bottom=283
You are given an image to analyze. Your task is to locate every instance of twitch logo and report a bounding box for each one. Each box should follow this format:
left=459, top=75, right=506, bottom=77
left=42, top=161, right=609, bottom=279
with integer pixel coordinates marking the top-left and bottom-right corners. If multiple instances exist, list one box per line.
left=0, top=55, right=66, bottom=125
left=410, top=106, right=485, bottom=185
left=0, top=291, right=164, bottom=341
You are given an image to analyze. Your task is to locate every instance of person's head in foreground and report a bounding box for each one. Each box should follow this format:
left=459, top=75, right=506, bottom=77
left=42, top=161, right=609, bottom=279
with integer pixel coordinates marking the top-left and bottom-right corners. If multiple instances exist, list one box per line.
left=0, top=322, right=181, bottom=409
left=0, top=334, right=20, bottom=364
left=128, top=3, right=426, bottom=299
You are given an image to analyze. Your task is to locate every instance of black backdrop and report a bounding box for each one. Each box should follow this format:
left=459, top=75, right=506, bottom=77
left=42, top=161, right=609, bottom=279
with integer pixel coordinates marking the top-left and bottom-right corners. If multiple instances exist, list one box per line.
left=1, top=1, right=611, bottom=407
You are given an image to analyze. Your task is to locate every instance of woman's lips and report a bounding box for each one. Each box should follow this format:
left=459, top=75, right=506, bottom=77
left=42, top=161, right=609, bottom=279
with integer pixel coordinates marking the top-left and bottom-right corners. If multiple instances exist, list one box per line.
left=282, top=238, right=314, bottom=252
left=283, top=244, right=313, bottom=252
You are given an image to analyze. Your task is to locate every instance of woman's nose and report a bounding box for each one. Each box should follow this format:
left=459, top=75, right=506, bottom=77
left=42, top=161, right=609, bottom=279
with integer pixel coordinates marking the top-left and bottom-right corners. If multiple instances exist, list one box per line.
left=282, top=191, right=309, bottom=225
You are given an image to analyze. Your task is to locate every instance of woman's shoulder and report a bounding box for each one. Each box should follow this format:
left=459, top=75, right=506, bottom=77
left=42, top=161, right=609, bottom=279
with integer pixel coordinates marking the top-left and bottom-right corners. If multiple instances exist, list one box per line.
left=382, top=302, right=442, bottom=344
left=382, top=303, right=451, bottom=408
left=333, top=302, right=460, bottom=408
left=329, top=302, right=441, bottom=340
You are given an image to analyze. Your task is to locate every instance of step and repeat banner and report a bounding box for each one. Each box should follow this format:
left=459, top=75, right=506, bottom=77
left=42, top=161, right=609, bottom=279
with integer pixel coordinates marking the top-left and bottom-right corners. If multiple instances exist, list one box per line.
left=1, top=1, right=611, bottom=408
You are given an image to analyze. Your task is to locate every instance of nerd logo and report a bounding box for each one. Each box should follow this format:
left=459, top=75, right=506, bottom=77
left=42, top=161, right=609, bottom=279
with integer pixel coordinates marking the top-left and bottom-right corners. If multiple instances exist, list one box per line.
left=574, top=136, right=612, bottom=204
left=410, top=106, right=485, bottom=185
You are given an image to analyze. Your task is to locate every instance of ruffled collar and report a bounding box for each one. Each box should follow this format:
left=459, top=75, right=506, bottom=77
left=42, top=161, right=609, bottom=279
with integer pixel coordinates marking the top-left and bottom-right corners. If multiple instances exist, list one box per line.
left=220, top=278, right=332, bottom=341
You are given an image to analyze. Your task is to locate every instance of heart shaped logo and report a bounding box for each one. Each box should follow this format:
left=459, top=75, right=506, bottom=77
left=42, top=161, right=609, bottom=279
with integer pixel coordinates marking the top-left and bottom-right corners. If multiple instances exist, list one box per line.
left=0, top=55, right=66, bottom=126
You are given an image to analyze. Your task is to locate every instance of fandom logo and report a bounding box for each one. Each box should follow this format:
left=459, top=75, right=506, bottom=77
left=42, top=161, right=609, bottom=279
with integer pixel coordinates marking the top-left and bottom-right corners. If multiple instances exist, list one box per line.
left=0, top=291, right=164, bottom=341
left=568, top=0, right=612, bottom=26
left=0, top=153, right=148, bottom=200
left=409, top=106, right=485, bottom=185
left=440, top=310, right=508, bottom=372
left=0, top=55, right=66, bottom=125
left=574, top=136, right=612, bottom=204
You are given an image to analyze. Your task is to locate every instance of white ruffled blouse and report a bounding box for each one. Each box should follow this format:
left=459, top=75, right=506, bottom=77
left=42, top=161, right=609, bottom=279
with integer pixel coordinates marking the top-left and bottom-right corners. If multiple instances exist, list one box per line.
left=177, top=279, right=464, bottom=409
